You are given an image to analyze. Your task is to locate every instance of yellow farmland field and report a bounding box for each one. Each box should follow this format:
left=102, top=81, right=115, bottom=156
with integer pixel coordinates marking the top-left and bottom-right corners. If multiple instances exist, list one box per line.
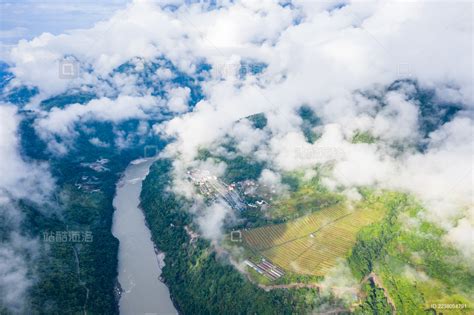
left=241, top=205, right=386, bottom=276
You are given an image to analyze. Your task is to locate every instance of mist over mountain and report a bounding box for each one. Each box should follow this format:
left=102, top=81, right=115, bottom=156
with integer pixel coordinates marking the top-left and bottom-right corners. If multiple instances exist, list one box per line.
left=0, top=0, right=472, bottom=314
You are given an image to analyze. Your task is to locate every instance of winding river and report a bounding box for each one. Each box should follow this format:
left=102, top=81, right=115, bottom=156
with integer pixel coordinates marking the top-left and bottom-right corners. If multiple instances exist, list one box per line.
left=112, top=159, right=177, bottom=315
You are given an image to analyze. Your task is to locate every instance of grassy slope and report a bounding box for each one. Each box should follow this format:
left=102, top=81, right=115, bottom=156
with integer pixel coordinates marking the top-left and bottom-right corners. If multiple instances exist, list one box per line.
left=349, top=191, right=473, bottom=314
left=240, top=189, right=387, bottom=276
left=271, top=185, right=343, bottom=221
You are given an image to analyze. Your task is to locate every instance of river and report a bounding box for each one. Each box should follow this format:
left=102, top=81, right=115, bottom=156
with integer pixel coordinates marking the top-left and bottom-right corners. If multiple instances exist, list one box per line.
left=112, top=158, right=177, bottom=315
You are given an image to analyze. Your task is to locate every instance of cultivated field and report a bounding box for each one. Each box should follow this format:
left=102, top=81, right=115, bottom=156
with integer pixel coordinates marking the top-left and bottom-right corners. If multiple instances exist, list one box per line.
left=241, top=205, right=386, bottom=275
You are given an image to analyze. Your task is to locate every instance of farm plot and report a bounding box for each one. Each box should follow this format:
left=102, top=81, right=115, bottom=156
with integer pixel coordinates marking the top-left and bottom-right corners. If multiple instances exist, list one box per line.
left=241, top=205, right=386, bottom=276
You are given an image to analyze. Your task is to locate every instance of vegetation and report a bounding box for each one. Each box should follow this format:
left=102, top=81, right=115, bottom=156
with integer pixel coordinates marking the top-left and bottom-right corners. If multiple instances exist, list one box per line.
left=11, top=108, right=165, bottom=313
left=242, top=200, right=387, bottom=276
left=351, top=130, right=376, bottom=144
left=0, top=57, right=202, bottom=314
left=140, top=159, right=343, bottom=314
left=355, top=279, right=393, bottom=315
left=222, top=155, right=265, bottom=183
left=196, top=148, right=266, bottom=183
left=236, top=183, right=473, bottom=314
left=6, top=73, right=468, bottom=314
left=18, top=141, right=144, bottom=314
left=245, top=113, right=268, bottom=129
left=349, top=191, right=474, bottom=314
left=271, top=171, right=343, bottom=220
left=192, top=132, right=473, bottom=314
left=298, top=106, right=321, bottom=144
left=40, top=92, right=96, bottom=110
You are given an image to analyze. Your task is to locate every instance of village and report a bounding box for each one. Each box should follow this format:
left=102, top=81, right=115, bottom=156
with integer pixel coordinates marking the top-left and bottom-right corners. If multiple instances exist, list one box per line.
left=186, top=169, right=286, bottom=281
left=186, top=169, right=270, bottom=213
left=74, top=158, right=111, bottom=192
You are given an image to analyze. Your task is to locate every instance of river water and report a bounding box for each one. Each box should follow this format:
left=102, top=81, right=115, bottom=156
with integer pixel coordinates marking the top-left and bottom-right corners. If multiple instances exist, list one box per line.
left=112, top=159, right=177, bottom=315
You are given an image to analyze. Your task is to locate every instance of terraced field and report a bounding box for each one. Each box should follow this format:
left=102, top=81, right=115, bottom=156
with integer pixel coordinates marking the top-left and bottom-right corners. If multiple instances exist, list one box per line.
left=241, top=205, right=386, bottom=275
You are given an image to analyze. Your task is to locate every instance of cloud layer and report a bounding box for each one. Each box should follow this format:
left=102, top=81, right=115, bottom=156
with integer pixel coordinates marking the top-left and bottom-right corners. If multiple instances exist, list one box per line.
left=2, top=0, right=472, bottom=287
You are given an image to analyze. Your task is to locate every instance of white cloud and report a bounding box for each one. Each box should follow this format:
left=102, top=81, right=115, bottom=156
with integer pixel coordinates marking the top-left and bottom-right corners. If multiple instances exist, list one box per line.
left=445, top=218, right=474, bottom=262
left=151, top=1, right=473, bottom=248
left=6, top=1, right=196, bottom=97
left=258, top=168, right=288, bottom=196
left=0, top=105, right=53, bottom=312
left=34, top=94, right=160, bottom=153
left=372, top=90, right=419, bottom=142
left=3, top=0, right=472, bottom=265
left=89, top=137, right=110, bottom=147
left=0, top=105, right=54, bottom=201
left=319, top=259, right=359, bottom=305
left=197, top=201, right=234, bottom=242
left=167, top=86, right=190, bottom=113
left=0, top=239, right=34, bottom=313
